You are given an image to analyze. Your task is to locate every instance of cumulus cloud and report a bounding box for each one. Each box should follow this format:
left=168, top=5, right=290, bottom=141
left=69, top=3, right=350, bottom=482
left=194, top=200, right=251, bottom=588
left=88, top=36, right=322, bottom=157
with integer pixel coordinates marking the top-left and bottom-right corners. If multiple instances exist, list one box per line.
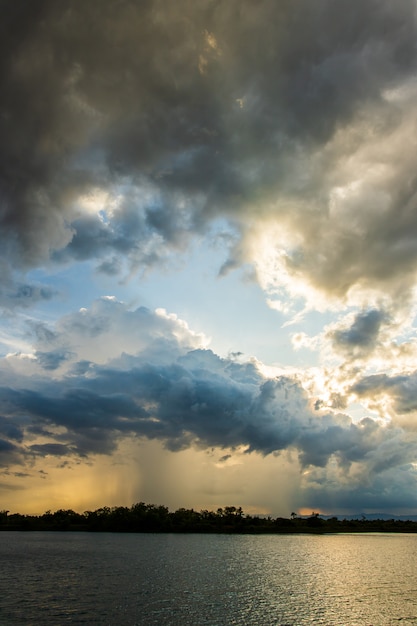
left=3, top=1, right=417, bottom=514
left=0, top=298, right=415, bottom=502
left=1, top=0, right=417, bottom=313
left=331, top=309, right=386, bottom=353
left=351, top=370, right=417, bottom=425
left=2, top=345, right=416, bottom=488
left=325, top=308, right=393, bottom=365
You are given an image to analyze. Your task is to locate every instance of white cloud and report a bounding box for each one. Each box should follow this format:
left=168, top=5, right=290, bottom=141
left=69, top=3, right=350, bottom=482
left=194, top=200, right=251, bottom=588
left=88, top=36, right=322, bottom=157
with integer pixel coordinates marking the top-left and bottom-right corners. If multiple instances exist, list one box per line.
left=2, top=0, right=417, bottom=515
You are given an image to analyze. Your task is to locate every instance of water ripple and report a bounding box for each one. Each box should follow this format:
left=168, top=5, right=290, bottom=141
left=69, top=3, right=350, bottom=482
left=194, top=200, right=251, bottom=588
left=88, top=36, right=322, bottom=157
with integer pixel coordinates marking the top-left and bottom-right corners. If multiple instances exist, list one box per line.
left=0, top=532, right=416, bottom=625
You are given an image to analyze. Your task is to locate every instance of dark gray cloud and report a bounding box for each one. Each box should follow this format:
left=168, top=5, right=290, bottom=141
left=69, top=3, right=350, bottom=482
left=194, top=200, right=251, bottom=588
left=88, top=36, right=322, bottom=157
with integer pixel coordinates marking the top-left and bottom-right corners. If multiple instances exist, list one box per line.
left=330, top=308, right=387, bottom=357
left=35, top=349, right=75, bottom=371
left=1, top=0, right=417, bottom=306
left=1, top=298, right=414, bottom=490
left=301, top=463, right=417, bottom=514
left=0, top=278, right=56, bottom=311
left=0, top=438, right=22, bottom=467
left=2, top=3, right=417, bottom=513
left=1, top=347, right=414, bottom=480
left=352, top=371, right=417, bottom=415
left=29, top=443, right=74, bottom=457
left=0, top=439, right=18, bottom=453
left=0, top=416, right=24, bottom=442
left=3, top=385, right=146, bottom=457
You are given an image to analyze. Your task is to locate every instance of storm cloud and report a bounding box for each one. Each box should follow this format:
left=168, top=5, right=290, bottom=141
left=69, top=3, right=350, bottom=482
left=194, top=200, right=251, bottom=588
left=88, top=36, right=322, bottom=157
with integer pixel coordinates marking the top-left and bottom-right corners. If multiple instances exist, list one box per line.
left=351, top=371, right=417, bottom=419
left=2, top=349, right=413, bottom=475
left=1, top=299, right=415, bottom=498
left=329, top=309, right=388, bottom=358
left=3, top=1, right=417, bottom=515
left=1, top=0, right=417, bottom=310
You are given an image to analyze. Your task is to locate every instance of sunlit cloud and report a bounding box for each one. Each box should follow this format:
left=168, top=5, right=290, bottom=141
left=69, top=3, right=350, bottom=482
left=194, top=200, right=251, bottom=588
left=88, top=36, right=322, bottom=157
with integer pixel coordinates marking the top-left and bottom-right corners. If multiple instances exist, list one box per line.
left=2, top=0, right=417, bottom=515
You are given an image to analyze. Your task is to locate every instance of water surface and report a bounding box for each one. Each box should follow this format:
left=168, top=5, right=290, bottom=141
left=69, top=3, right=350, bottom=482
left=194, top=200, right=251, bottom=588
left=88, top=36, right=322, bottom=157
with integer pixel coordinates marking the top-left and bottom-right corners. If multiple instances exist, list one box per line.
left=1, top=532, right=416, bottom=624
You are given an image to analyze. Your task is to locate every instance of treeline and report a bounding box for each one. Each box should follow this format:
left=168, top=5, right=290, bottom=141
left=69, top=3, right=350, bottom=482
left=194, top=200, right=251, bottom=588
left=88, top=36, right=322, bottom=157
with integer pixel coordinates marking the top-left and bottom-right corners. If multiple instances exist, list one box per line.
left=1, top=505, right=417, bottom=533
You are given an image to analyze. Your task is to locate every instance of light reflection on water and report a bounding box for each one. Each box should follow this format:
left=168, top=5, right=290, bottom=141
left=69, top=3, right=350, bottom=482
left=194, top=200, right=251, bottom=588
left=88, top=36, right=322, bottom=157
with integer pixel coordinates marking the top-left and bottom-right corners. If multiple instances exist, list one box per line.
left=0, top=532, right=416, bottom=625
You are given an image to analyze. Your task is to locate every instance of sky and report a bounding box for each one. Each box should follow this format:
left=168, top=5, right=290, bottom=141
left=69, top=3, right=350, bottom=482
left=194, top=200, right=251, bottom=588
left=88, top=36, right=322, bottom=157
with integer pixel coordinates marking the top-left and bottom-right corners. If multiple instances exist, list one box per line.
left=2, top=0, right=417, bottom=518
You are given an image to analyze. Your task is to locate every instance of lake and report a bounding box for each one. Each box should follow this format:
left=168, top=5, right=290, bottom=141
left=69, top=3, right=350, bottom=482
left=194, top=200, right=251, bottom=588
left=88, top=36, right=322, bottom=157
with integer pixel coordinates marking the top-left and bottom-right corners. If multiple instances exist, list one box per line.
left=0, top=532, right=416, bottom=625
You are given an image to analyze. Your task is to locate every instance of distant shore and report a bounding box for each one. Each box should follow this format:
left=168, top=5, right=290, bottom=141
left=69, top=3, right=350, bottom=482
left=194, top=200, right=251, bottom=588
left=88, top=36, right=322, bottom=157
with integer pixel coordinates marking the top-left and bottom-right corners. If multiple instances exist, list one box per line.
left=2, top=504, right=417, bottom=533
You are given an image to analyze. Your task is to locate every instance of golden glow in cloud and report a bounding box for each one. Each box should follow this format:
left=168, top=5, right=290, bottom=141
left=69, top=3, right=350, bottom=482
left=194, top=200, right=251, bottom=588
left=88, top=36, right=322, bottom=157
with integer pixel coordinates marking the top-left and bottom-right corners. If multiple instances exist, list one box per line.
left=3, top=440, right=140, bottom=515
left=2, top=0, right=417, bottom=517
left=4, top=439, right=304, bottom=517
